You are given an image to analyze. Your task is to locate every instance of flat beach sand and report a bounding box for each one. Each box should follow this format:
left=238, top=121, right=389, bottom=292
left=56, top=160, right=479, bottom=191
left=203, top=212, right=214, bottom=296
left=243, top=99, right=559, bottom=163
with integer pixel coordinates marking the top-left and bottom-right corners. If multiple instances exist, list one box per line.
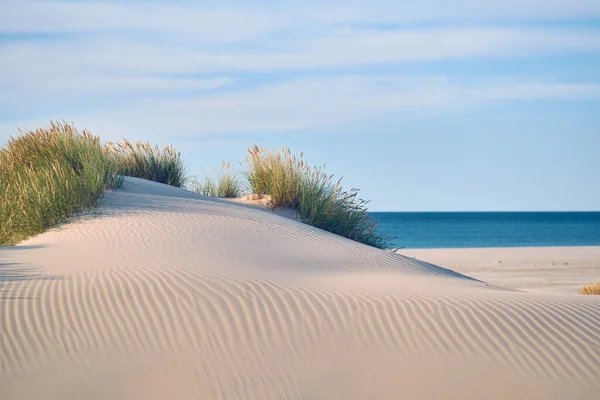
left=1, top=178, right=599, bottom=399
left=403, top=247, right=600, bottom=295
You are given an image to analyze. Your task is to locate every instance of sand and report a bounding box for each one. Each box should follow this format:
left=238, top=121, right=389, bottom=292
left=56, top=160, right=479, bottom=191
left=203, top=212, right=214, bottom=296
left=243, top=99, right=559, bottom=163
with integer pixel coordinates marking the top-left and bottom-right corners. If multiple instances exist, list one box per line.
left=403, top=247, right=600, bottom=295
left=1, top=177, right=599, bottom=399
left=225, top=194, right=300, bottom=220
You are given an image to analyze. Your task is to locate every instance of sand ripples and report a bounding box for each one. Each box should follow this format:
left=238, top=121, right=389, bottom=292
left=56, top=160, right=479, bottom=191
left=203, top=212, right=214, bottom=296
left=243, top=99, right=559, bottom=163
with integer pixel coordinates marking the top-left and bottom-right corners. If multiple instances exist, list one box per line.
left=1, top=178, right=599, bottom=399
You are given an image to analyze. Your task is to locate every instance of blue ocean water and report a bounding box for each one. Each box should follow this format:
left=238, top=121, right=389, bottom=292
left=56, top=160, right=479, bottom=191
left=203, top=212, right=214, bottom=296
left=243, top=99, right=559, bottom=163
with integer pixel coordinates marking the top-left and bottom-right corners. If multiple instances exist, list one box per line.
left=370, top=212, right=600, bottom=249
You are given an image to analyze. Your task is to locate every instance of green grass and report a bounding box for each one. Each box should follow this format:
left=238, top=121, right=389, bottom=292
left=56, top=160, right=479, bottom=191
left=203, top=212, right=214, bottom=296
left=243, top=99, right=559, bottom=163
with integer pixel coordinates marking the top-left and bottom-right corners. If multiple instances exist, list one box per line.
left=2, top=122, right=384, bottom=248
left=1, top=122, right=188, bottom=246
left=189, top=176, right=217, bottom=197
left=243, top=146, right=387, bottom=248
left=297, top=169, right=386, bottom=248
left=108, top=139, right=186, bottom=187
left=0, top=121, right=119, bottom=245
left=188, top=162, right=242, bottom=198
left=244, top=146, right=303, bottom=209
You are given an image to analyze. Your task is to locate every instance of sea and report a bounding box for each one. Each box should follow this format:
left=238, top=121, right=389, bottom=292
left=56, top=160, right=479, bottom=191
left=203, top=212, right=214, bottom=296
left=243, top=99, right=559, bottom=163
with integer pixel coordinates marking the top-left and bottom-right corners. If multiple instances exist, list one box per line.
left=370, top=212, right=600, bottom=249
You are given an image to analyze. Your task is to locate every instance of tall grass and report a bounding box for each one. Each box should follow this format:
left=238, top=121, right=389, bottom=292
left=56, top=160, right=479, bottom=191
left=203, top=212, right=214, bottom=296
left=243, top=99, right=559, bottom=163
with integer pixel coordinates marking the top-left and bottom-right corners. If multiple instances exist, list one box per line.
left=189, top=176, right=217, bottom=197
left=244, top=146, right=303, bottom=209
left=298, top=169, right=386, bottom=248
left=243, top=146, right=387, bottom=248
left=108, top=139, right=186, bottom=187
left=1, top=122, right=384, bottom=248
left=189, top=162, right=242, bottom=198
left=1, top=122, right=189, bottom=245
left=0, top=121, right=118, bottom=245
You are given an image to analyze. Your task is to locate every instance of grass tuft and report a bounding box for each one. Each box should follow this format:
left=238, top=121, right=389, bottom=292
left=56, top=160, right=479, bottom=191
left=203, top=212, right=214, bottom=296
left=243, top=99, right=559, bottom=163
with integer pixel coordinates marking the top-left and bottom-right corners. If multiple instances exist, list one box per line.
left=243, top=146, right=387, bottom=248
left=298, top=169, right=387, bottom=248
left=108, top=139, right=186, bottom=187
left=188, top=162, right=242, bottom=198
left=1, top=121, right=188, bottom=246
left=578, top=282, right=600, bottom=295
left=244, top=146, right=303, bottom=209
left=0, top=121, right=118, bottom=245
left=2, top=123, right=383, bottom=248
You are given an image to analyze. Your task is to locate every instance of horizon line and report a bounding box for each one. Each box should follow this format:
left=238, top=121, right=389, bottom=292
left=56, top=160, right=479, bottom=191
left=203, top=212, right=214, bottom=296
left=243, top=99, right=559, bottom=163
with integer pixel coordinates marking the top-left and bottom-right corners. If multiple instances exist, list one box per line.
left=369, top=210, right=600, bottom=213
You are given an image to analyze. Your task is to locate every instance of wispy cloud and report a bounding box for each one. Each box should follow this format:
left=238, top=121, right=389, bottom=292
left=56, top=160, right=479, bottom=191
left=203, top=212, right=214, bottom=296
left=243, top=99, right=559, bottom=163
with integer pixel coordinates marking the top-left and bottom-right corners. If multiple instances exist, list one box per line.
left=2, top=1, right=600, bottom=37
left=1, top=0, right=599, bottom=144
left=3, top=75, right=599, bottom=142
left=3, top=27, right=599, bottom=76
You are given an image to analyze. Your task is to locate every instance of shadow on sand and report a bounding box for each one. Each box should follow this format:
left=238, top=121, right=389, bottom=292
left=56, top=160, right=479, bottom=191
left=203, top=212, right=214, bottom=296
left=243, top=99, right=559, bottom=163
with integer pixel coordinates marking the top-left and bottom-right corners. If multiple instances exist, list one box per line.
left=0, top=246, right=63, bottom=299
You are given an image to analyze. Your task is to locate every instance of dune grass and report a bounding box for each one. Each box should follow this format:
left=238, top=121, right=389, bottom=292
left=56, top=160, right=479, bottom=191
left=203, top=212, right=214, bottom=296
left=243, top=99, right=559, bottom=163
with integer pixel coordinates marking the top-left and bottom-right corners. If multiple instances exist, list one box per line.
left=298, top=168, right=386, bottom=248
left=1, top=122, right=188, bottom=246
left=0, top=122, right=119, bottom=245
left=108, top=139, right=186, bottom=187
left=578, top=282, right=600, bottom=295
left=189, top=176, right=217, bottom=197
left=244, top=146, right=303, bottom=209
left=244, top=146, right=387, bottom=248
left=2, top=121, right=383, bottom=248
left=188, top=162, right=242, bottom=198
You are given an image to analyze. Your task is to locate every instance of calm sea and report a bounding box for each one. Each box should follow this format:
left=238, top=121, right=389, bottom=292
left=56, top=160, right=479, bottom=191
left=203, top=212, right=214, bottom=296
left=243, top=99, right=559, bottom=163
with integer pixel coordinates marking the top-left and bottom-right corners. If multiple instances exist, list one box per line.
left=370, top=212, right=600, bottom=249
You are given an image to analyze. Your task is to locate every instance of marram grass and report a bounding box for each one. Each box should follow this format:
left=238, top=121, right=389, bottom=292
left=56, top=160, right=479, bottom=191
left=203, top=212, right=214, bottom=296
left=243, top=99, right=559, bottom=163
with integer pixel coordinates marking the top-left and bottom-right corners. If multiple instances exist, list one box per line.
left=0, top=122, right=118, bottom=245
left=578, top=282, right=600, bottom=295
left=298, top=168, right=386, bottom=248
left=1, top=121, right=187, bottom=246
left=243, top=146, right=387, bottom=248
left=244, top=145, right=303, bottom=209
left=2, top=122, right=384, bottom=249
left=188, top=162, right=242, bottom=198
left=108, top=139, right=186, bottom=187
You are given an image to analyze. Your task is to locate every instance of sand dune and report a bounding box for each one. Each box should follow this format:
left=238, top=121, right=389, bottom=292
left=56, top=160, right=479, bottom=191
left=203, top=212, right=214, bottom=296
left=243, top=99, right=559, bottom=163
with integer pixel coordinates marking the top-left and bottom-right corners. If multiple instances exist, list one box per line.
left=1, top=178, right=599, bottom=399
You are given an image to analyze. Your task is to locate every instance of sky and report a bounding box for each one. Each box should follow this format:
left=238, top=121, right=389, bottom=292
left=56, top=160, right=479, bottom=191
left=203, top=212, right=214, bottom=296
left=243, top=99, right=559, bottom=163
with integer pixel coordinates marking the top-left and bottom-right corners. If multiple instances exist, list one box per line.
left=1, top=0, right=599, bottom=211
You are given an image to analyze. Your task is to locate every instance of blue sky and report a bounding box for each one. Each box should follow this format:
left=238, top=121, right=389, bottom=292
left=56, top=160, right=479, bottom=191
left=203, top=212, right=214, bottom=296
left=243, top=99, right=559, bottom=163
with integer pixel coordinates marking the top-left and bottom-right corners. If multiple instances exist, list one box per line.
left=1, top=0, right=599, bottom=211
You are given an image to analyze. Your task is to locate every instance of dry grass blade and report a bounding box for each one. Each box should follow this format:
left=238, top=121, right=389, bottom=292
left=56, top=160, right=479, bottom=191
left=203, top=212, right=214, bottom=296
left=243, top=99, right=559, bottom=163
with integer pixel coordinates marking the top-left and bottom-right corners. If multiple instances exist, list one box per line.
left=578, top=282, right=600, bottom=295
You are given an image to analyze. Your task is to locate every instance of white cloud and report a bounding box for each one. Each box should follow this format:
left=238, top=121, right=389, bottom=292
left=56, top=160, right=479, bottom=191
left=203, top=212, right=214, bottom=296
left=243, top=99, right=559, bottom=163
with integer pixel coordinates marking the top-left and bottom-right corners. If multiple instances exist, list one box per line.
left=3, top=22, right=598, bottom=117
left=1, top=0, right=599, bottom=146
left=1, top=74, right=231, bottom=94
left=0, top=1, right=285, bottom=43
left=2, top=27, right=599, bottom=78
left=2, top=75, right=599, bottom=144
left=2, top=0, right=600, bottom=39
left=3, top=23, right=599, bottom=118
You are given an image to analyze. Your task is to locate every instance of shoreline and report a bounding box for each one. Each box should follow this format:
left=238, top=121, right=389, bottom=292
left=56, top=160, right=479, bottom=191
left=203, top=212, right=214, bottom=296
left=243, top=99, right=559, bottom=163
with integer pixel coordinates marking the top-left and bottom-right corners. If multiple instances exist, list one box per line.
left=224, top=197, right=599, bottom=295
left=401, top=246, right=600, bottom=295
left=400, top=244, right=600, bottom=249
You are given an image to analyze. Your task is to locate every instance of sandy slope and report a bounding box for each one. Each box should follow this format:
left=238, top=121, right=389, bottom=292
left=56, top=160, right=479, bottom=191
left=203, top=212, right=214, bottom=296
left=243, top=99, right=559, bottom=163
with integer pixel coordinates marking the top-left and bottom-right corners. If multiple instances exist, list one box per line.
left=1, top=178, right=599, bottom=399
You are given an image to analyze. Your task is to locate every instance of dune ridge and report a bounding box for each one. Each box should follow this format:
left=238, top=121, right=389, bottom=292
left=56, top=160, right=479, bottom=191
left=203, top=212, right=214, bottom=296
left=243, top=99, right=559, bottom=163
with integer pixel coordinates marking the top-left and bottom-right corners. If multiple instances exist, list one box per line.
left=1, top=178, right=599, bottom=399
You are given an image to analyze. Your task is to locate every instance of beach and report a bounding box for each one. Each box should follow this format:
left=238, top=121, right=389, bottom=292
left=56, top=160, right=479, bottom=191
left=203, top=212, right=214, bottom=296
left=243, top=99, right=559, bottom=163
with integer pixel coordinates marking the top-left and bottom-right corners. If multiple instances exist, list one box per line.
left=1, top=178, right=599, bottom=399
left=404, top=246, right=600, bottom=295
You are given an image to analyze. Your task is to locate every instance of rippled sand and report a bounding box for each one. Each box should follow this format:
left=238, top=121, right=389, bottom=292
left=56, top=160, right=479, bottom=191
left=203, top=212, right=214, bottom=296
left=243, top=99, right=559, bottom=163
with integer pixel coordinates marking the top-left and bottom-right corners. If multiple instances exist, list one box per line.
left=1, top=178, right=599, bottom=399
